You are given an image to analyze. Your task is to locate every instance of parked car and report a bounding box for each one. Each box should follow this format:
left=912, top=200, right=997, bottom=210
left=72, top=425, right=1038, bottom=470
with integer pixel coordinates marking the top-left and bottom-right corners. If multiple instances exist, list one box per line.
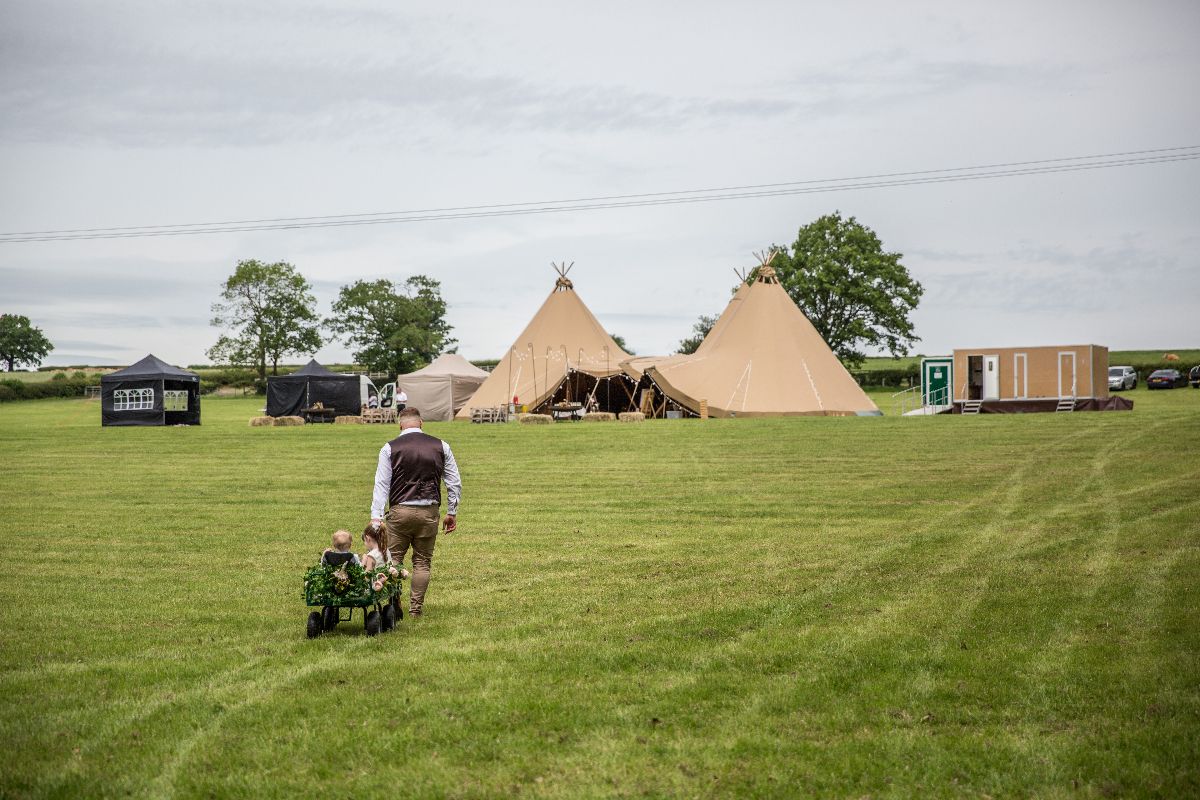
left=1189, top=365, right=1200, bottom=389
left=1147, top=369, right=1186, bottom=389
left=1108, top=365, right=1137, bottom=391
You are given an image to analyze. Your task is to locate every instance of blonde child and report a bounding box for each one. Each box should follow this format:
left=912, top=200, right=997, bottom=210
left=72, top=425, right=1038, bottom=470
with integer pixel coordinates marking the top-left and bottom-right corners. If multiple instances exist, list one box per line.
left=321, top=529, right=361, bottom=567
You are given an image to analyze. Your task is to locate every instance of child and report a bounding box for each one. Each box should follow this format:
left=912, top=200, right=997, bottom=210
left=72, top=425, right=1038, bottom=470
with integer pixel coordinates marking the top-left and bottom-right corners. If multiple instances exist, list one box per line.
left=321, top=529, right=362, bottom=567
left=363, top=524, right=410, bottom=578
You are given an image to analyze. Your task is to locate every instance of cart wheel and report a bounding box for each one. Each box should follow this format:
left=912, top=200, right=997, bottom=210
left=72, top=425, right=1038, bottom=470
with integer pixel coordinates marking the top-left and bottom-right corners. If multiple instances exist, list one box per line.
left=322, top=606, right=339, bottom=631
left=365, top=610, right=381, bottom=637
left=306, top=611, right=322, bottom=639
left=382, top=602, right=396, bottom=632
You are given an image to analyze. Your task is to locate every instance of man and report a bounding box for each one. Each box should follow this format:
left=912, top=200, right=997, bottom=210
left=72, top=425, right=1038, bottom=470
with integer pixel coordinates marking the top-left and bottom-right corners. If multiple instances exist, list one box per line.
left=395, top=386, right=408, bottom=412
left=370, top=406, right=461, bottom=618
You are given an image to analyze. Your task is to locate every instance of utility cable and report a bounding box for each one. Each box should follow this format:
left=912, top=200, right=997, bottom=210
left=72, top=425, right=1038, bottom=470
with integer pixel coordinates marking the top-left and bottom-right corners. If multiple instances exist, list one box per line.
left=2, top=146, right=1196, bottom=243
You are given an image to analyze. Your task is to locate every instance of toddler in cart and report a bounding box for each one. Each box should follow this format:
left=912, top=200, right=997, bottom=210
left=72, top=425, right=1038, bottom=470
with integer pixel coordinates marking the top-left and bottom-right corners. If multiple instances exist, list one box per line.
left=321, top=530, right=361, bottom=567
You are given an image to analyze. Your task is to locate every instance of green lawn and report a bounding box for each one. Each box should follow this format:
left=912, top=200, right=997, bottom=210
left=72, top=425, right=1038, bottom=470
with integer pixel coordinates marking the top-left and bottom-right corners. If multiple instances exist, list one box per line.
left=1, top=389, right=1197, bottom=798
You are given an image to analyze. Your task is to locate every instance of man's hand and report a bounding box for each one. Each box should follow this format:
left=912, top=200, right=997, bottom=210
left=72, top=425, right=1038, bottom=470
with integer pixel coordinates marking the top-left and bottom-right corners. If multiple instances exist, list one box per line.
left=442, top=514, right=457, bottom=533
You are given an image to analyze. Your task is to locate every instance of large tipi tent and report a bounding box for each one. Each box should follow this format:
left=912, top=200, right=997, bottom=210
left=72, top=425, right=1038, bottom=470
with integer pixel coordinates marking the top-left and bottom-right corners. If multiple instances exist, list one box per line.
left=100, top=354, right=201, bottom=426
left=265, top=359, right=361, bottom=417
left=454, top=264, right=633, bottom=418
left=398, top=354, right=489, bottom=422
left=637, top=258, right=881, bottom=417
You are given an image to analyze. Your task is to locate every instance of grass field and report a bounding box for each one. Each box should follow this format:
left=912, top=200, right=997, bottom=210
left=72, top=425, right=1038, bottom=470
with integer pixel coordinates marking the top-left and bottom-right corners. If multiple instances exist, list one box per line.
left=1, top=389, right=1198, bottom=798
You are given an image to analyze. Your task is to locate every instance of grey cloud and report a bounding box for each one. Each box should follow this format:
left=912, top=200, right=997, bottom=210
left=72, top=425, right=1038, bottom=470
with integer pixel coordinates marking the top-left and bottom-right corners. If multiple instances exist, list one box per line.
left=0, top=264, right=214, bottom=304
left=40, top=311, right=210, bottom=329
left=50, top=338, right=141, bottom=352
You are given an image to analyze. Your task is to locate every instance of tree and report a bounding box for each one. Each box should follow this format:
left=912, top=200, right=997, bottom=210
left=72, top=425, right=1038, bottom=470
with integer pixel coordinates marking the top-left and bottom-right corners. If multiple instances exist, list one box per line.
left=0, top=314, right=53, bottom=371
left=676, top=314, right=718, bottom=355
left=762, top=212, right=922, bottom=368
left=207, top=260, right=323, bottom=379
left=326, top=276, right=456, bottom=376
left=609, top=334, right=635, bottom=355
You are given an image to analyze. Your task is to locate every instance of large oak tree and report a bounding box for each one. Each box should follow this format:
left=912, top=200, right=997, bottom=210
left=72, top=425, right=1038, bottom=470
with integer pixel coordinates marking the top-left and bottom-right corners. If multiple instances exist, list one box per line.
left=0, top=313, right=53, bottom=371
left=764, top=212, right=922, bottom=368
left=207, top=260, right=323, bottom=379
left=326, top=276, right=455, bottom=376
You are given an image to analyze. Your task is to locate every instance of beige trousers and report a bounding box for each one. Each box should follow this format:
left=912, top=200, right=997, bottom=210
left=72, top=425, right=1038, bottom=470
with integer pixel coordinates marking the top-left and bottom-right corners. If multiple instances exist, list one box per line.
left=384, top=504, right=439, bottom=614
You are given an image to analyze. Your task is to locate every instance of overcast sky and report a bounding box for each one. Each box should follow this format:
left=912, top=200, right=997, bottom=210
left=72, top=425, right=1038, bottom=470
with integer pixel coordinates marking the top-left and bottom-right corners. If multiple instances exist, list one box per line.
left=2, top=1, right=1197, bottom=367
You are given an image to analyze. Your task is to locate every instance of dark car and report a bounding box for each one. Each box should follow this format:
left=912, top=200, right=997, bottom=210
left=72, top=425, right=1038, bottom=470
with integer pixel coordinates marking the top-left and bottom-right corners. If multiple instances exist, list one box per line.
left=1190, top=365, right=1200, bottom=389
left=1147, top=369, right=1186, bottom=389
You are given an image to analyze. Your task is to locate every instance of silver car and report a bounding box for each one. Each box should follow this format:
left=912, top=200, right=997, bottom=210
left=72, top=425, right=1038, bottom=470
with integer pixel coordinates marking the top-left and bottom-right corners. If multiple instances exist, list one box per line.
left=1108, top=365, right=1137, bottom=391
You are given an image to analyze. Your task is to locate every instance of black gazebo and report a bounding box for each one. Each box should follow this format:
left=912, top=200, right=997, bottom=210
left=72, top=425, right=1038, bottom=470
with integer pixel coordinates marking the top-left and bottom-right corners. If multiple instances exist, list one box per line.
left=266, top=359, right=361, bottom=418
left=100, top=354, right=201, bottom=427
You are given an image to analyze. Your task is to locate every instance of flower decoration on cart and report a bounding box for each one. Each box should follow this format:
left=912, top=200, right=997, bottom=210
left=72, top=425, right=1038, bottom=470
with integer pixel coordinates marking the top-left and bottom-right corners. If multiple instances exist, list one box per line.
left=303, top=561, right=401, bottom=605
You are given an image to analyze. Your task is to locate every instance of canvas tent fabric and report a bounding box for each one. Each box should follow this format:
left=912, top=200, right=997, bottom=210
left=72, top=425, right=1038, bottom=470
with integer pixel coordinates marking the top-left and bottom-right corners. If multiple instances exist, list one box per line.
left=454, top=273, right=631, bottom=418
left=398, top=354, right=489, bottom=422
left=622, top=280, right=752, bottom=382
left=639, top=267, right=880, bottom=417
left=100, top=353, right=201, bottom=426
left=266, top=359, right=361, bottom=417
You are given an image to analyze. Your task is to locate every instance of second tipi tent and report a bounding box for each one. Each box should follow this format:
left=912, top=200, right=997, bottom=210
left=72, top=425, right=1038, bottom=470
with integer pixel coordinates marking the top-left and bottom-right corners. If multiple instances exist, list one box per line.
left=637, top=261, right=881, bottom=417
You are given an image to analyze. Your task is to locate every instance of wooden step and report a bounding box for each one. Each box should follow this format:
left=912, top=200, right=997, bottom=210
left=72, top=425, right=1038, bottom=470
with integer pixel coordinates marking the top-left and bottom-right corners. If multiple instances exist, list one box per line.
left=961, top=400, right=983, bottom=415
left=1055, top=398, right=1076, bottom=413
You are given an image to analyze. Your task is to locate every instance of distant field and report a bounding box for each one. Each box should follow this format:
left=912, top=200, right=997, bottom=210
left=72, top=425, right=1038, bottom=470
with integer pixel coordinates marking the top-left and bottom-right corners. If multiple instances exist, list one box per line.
left=2, top=369, right=110, bottom=383
left=1, top=386, right=1196, bottom=797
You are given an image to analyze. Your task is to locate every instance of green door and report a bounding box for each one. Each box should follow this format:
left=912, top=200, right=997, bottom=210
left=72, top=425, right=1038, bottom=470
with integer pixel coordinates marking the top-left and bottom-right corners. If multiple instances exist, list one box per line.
left=922, top=358, right=952, bottom=407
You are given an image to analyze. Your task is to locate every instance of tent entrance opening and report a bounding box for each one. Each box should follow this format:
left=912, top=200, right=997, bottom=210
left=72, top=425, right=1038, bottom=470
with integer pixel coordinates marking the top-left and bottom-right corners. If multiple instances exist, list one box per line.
left=539, top=372, right=637, bottom=414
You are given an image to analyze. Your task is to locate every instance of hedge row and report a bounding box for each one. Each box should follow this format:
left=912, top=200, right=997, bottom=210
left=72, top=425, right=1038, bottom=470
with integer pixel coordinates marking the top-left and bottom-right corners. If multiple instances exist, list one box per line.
left=0, top=375, right=96, bottom=402
left=852, top=368, right=919, bottom=387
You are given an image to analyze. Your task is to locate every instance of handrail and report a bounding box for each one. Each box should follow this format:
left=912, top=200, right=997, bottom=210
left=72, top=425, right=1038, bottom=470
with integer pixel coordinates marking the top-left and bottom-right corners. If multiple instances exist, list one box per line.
left=891, top=383, right=950, bottom=416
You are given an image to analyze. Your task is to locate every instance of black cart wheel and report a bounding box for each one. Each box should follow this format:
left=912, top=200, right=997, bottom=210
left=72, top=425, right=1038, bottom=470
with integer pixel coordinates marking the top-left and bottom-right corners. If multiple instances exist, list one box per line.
left=365, top=610, right=381, bottom=637
left=382, top=602, right=396, bottom=632
left=322, top=606, right=339, bottom=631
left=307, top=611, right=322, bottom=639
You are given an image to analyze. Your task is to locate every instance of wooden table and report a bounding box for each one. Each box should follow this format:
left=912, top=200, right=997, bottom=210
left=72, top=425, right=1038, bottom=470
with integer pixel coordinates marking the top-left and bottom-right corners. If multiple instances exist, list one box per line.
left=550, top=402, right=583, bottom=421
left=302, top=407, right=339, bottom=423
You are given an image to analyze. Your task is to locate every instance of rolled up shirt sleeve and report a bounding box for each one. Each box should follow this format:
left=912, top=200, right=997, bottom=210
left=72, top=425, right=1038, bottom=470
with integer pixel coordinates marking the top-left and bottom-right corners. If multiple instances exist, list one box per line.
left=370, top=443, right=391, bottom=520
left=442, top=441, right=461, bottom=515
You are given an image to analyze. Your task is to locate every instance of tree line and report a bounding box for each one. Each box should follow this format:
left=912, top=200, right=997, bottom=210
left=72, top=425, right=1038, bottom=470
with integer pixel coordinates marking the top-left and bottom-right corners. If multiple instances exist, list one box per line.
left=207, top=262, right=456, bottom=380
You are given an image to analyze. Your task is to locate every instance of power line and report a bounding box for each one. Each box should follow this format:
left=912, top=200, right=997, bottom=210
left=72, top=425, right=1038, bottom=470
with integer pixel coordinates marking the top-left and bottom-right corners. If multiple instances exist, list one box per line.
left=3, top=146, right=1197, bottom=243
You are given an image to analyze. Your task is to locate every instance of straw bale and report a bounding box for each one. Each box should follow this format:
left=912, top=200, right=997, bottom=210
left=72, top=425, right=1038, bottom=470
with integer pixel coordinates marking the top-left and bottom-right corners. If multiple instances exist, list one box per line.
left=618, top=412, right=646, bottom=423
left=248, top=416, right=274, bottom=427
left=582, top=412, right=615, bottom=422
left=334, top=415, right=364, bottom=424
left=273, top=416, right=306, bottom=426
left=518, top=413, right=554, bottom=425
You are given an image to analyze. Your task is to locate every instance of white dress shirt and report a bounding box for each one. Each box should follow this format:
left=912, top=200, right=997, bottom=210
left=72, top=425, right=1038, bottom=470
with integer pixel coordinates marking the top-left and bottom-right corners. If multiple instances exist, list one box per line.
left=370, top=428, right=461, bottom=519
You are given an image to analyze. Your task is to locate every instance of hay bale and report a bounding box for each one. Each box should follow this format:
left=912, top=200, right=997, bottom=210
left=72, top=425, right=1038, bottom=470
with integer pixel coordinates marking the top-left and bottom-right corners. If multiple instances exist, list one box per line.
left=334, top=415, right=364, bottom=424
left=618, top=412, right=646, bottom=423
left=248, top=416, right=273, bottom=427
left=273, top=416, right=306, bottom=426
left=582, top=412, right=615, bottom=422
left=518, top=413, right=553, bottom=425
